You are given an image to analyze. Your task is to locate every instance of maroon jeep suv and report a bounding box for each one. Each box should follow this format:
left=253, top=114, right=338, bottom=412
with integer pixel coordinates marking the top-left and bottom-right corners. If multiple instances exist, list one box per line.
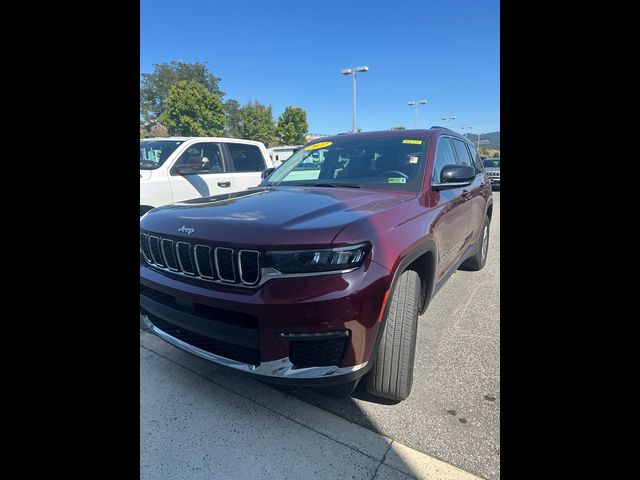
left=140, top=128, right=493, bottom=401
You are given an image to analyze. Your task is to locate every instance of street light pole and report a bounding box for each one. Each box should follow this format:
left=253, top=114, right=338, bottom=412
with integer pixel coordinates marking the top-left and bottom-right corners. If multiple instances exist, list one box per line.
left=407, top=100, right=428, bottom=128
left=477, top=132, right=483, bottom=150
left=341, top=66, right=369, bottom=132
left=461, top=125, right=473, bottom=138
left=441, top=115, right=457, bottom=127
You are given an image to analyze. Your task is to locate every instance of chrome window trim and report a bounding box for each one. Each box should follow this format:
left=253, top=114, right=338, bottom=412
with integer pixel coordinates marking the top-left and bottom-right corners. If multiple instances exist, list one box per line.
left=430, top=134, right=479, bottom=188
left=215, top=247, right=236, bottom=282
left=176, top=241, right=196, bottom=276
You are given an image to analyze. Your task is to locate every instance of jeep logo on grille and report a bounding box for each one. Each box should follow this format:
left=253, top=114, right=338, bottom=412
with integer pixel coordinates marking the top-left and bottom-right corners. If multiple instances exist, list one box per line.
left=177, top=225, right=195, bottom=235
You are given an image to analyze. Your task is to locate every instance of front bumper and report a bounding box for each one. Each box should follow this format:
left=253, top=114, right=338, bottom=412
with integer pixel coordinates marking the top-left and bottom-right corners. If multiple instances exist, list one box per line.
left=140, top=258, right=390, bottom=385
left=141, top=314, right=369, bottom=385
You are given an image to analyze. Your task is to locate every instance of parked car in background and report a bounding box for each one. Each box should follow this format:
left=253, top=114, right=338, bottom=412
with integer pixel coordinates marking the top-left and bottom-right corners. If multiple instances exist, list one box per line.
left=267, top=145, right=303, bottom=167
left=482, top=157, right=500, bottom=190
left=140, top=128, right=493, bottom=401
left=140, top=137, right=275, bottom=216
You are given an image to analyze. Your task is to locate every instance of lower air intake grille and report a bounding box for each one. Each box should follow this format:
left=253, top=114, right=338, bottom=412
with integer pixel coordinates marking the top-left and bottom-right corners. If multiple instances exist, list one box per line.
left=289, top=337, right=348, bottom=367
left=146, top=313, right=260, bottom=366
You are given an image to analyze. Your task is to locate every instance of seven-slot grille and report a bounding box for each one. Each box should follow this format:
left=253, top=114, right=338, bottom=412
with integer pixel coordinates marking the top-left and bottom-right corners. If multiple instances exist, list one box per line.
left=140, top=233, right=260, bottom=286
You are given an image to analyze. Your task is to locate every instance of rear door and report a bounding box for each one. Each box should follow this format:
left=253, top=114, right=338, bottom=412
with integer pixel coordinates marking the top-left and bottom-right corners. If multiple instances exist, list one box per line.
left=224, top=142, right=268, bottom=192
left=464, top=143, right=489, bottom=243
left=168, top=141, right=232, bottom=201
left=430, top=136, right=473, bottom=280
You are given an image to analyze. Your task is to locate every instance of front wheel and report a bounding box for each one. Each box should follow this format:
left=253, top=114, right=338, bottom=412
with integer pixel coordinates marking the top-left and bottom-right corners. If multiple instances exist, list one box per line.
left=365, top=269, right=420, bottom=402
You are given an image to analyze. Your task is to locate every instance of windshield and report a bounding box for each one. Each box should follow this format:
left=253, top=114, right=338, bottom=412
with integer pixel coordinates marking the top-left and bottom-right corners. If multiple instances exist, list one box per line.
left=483, top=158, right=500, bottom=168
left=140, top=140, right=184, bottom=170
left=265, top=136, right=429, bottom=192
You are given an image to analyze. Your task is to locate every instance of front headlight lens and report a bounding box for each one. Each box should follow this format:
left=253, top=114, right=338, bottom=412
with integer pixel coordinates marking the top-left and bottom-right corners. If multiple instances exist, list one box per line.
left=264, top=243, right=370, bottom=274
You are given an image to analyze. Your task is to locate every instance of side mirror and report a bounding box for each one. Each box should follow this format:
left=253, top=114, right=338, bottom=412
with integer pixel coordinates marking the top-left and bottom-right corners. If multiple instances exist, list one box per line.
left=432, top=164, right=476, bottom=190
left=261, top=167, right=276, bottom=179
left=174, top=157, right=210, bottom=175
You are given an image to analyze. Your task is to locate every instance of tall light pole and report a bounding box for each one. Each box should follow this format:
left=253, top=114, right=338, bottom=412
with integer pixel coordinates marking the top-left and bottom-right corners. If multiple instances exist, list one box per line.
left=407, top=100, right=428, bottom=128
left=461, top=125, right=473, bottom=138
left=441, top=115, right=457, bottom=127
left=340, top=66, right=369, bottom=133
left=476, top=132, right=484, bottom=150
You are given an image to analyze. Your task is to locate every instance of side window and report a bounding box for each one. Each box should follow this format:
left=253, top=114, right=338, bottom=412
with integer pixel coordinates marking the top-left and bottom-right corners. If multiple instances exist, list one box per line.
left=175, top=143, right=225, bottom=173
left=432, top=137, right=456, bottom=184
left=451, top=138, right=473, bottom=167
left=227, top=143, right=266, bottom=172
left=467, top=144, right=484, bottom=172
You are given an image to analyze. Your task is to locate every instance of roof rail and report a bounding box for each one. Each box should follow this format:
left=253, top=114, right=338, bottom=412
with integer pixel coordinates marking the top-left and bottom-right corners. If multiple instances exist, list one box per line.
left=430, top=125, right=457, bottom=133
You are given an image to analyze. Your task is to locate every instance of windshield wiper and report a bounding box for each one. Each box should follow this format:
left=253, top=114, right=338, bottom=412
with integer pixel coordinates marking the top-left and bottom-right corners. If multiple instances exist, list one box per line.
left=267, top=182, right=361, bottom=188
left=309, top=182, right=361, bottom=188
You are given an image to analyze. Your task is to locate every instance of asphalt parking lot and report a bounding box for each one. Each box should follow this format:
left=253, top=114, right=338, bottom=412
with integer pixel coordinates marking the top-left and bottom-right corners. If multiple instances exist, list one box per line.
left=291, top=192, right=500, bottom=479
left=140, top=192, right=500, bottom=479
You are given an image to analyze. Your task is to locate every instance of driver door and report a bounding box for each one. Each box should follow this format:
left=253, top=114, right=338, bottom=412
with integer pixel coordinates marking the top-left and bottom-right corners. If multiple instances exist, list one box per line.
left=168, top=142, right=232, bottom=202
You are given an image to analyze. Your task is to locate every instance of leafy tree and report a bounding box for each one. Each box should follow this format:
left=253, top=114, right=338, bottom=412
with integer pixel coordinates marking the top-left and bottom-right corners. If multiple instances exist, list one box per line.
left=140, top=124, right=169, bottom=138
left=276, top=106, right=308, bottom=145
left=390, top=125, right=406, bottom=130
left=140, top=61, right=223, bottom=123
left=223, top=99, right=243, bottom=138
left=238, top=101, right=276, bottom=146
left=159, top=80, right=225, bottom=136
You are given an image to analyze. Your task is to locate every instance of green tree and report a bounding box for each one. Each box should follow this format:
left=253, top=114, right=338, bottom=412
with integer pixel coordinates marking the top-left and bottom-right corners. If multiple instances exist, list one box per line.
left=390, top=125, right=406, bottom=130
left=140, top=61, right=223, bottom=123
left=238, top=101, right=276, bottom=146
left=159, top=80, right=225, bottom=136
left=276, top=106, right=308, bottom=145
left=223, top=99, right=243, bottom=138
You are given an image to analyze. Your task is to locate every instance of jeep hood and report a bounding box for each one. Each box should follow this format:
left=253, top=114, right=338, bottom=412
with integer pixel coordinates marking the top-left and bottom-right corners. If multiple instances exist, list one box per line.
left=140, top=186, right=413, bottom=248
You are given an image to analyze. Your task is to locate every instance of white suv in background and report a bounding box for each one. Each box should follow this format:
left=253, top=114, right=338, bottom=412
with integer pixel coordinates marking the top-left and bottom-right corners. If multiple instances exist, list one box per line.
left=140, top=137, right=274, bottom=215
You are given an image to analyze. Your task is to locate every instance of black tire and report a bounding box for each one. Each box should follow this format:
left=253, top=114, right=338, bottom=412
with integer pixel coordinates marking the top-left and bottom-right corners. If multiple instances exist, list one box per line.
left=365, top=269, right=420, bottom=401
left=462, top=216, right=490, bottom=271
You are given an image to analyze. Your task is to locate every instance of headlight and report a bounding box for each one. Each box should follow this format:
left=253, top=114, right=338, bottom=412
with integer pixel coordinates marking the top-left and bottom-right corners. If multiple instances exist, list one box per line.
left=263, top=243, right=370, bottom=274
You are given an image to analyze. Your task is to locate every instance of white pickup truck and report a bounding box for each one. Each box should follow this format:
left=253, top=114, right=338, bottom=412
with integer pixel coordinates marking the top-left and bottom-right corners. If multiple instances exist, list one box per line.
left=140, top=137, right=275, bottom=215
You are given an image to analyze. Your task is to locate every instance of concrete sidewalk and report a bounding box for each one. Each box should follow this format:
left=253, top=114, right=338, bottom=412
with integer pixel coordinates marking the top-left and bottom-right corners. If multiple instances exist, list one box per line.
left=141, top=330, right=485, bottom=480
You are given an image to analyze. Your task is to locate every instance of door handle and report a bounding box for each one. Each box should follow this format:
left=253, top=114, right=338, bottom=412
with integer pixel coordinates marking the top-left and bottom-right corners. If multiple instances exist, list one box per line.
left=218, top=181, right=231, bottom=188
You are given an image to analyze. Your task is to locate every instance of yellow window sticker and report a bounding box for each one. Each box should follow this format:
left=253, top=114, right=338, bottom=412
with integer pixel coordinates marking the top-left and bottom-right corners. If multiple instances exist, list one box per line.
left=402, top=139, right=423, bottom=144
left=388, top=177, right=407, bottom=184
left=305, top=141, right=333, bottom=151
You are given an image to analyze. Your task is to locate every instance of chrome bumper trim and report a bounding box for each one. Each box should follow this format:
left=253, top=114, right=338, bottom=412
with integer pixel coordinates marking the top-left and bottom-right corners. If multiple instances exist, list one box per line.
left=141, top=315, right=367, bottom=379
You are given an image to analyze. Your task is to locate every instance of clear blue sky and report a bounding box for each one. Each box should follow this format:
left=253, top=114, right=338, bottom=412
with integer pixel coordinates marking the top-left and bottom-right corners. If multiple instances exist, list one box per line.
left=141, top=0, right=499, bottom=135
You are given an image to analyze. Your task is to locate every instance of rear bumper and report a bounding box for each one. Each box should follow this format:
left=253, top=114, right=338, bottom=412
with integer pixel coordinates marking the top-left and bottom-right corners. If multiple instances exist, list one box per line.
left=140, top=259, right=390, bottom=384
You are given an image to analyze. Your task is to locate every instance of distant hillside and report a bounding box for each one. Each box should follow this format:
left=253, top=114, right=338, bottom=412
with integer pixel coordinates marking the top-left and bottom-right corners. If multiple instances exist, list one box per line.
left=464, top=131, right=500, bottom=149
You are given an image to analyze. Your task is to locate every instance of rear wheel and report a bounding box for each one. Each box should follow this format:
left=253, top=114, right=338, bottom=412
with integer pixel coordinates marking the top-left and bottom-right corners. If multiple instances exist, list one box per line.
left=462, top=216, right=490, bottom=271
left=365, top=269, right=420, bottom=401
